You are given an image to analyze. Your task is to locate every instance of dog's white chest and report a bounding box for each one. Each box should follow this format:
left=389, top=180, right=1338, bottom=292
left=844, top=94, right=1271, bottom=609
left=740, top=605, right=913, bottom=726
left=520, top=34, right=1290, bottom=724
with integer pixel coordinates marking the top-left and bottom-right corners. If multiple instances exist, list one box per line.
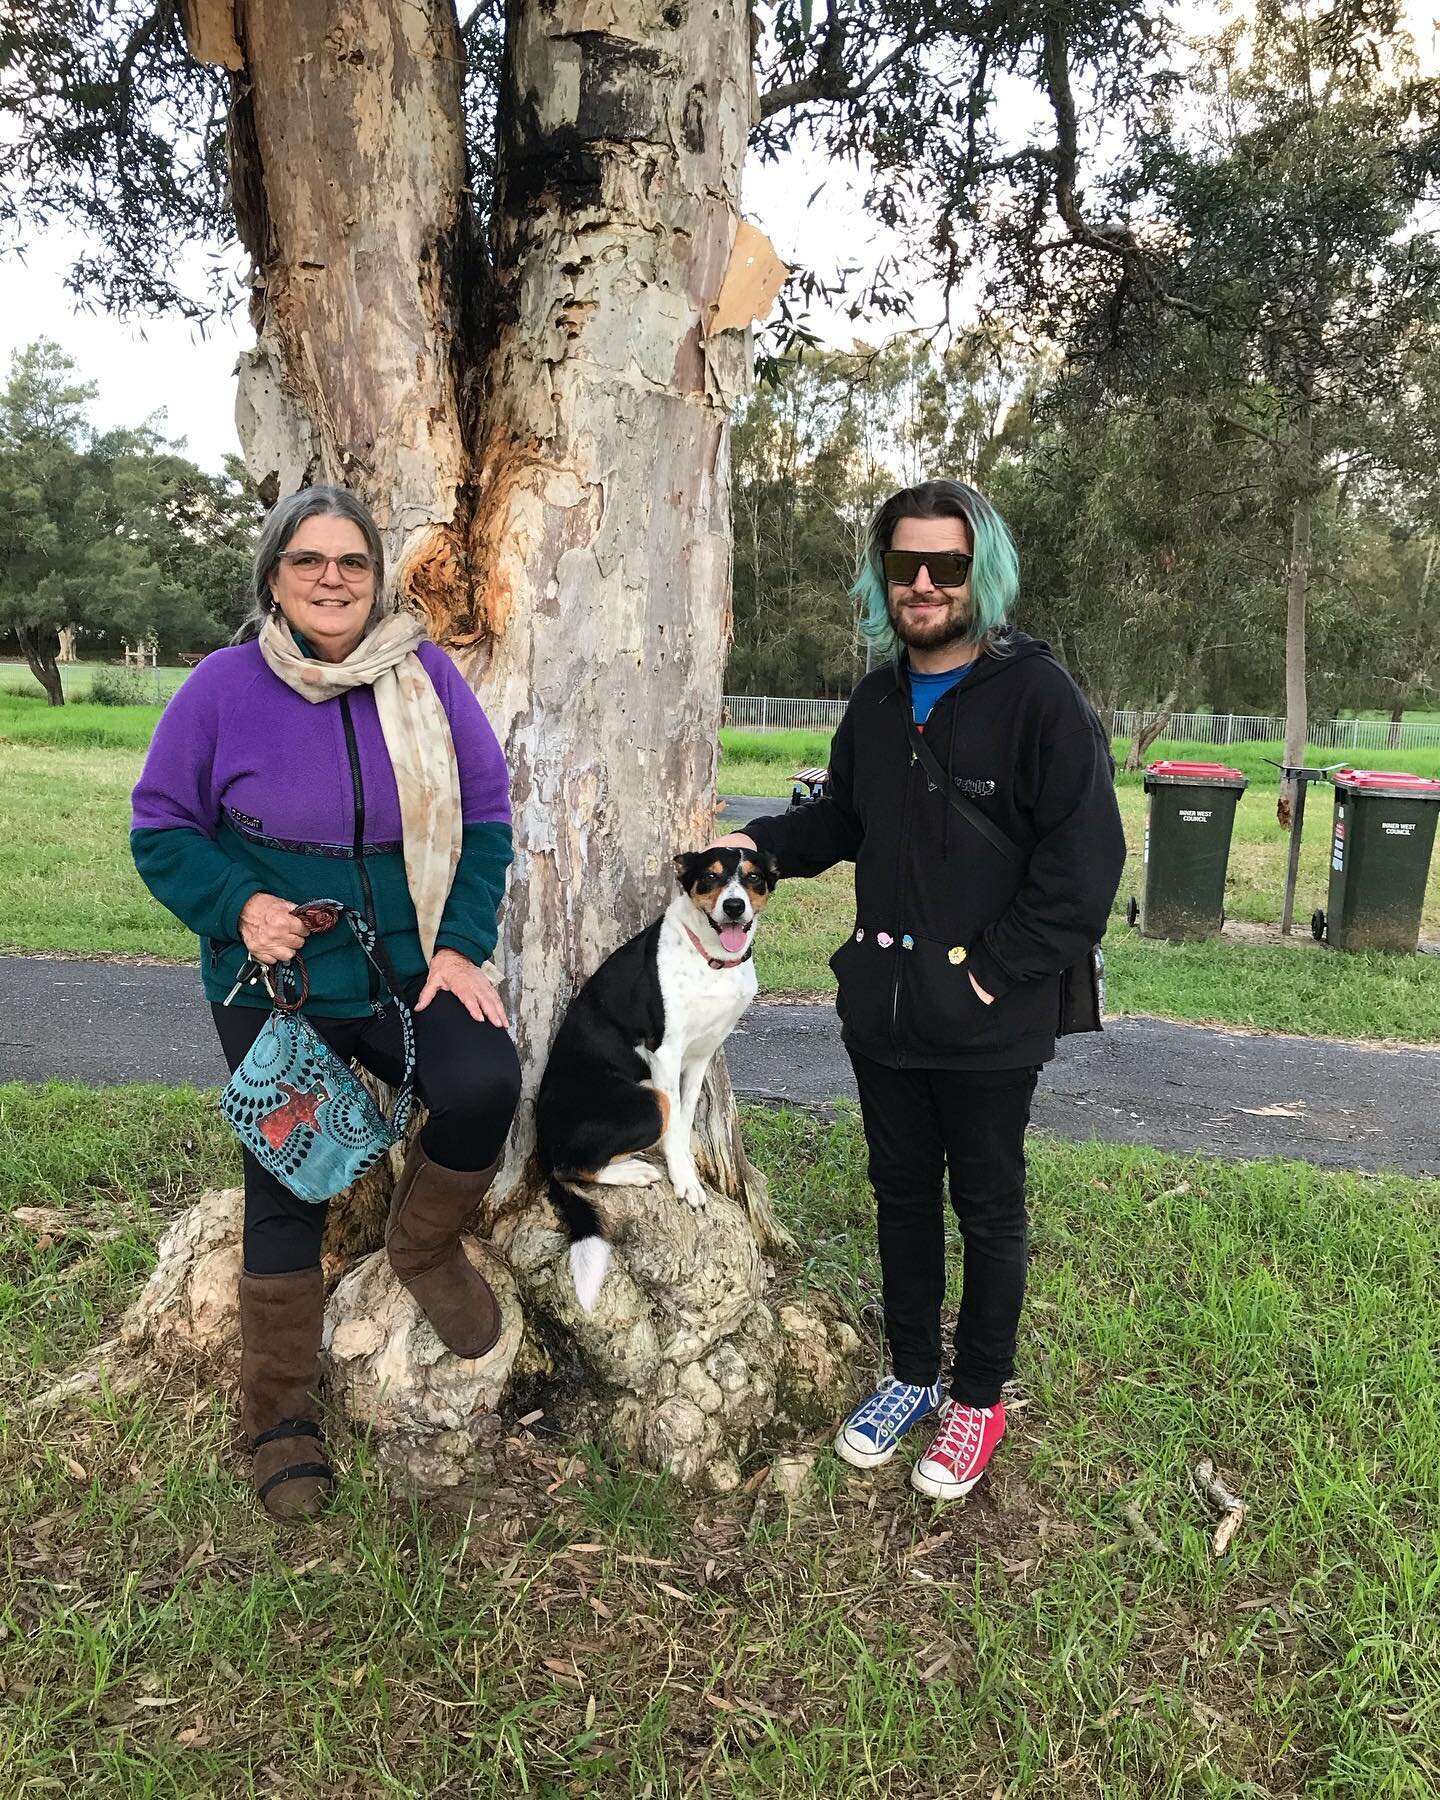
left=652, top=912, right=757, bottom=1064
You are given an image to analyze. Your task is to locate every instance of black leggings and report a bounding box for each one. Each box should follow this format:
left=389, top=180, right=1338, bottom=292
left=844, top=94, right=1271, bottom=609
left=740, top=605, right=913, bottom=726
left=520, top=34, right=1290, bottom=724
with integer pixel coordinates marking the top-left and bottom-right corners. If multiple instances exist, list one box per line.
left=213, top=986, right=521, bottom=1276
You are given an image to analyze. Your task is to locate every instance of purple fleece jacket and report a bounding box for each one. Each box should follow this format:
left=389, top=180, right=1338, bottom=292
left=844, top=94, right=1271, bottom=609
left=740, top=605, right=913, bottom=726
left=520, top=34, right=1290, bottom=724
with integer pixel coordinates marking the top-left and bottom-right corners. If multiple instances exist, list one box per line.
left=132, top=640, right=509, bottom=849
left=131, top=640, right=513, bottom=1012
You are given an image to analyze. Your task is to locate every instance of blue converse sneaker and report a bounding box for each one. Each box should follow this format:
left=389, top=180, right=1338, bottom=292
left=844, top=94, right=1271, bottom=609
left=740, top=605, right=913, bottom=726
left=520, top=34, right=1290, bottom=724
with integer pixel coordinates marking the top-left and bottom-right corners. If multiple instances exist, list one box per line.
left=834, top=1377, right=943, bottom=1470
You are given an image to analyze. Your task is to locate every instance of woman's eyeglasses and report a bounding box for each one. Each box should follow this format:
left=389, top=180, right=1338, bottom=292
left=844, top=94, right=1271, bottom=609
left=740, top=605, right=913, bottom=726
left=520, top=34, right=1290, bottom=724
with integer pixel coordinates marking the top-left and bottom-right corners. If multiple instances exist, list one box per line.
left=277, top=550, right=376, bottom=584
left=882, top=550, right=973, bottom=588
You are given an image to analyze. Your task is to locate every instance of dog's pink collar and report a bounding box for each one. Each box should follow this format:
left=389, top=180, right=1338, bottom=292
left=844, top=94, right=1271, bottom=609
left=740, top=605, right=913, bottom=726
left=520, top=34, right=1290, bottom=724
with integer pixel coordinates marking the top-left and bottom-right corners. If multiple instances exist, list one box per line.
left=684, top=923, right=753, bottom=969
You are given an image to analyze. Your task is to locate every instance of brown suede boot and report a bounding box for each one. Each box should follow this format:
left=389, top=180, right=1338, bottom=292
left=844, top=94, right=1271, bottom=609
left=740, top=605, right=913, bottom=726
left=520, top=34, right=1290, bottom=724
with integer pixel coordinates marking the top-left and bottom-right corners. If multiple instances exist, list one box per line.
left=385, top=1138, right=502, bottom=1358
left=238, top=1267, right=335, bottom=1522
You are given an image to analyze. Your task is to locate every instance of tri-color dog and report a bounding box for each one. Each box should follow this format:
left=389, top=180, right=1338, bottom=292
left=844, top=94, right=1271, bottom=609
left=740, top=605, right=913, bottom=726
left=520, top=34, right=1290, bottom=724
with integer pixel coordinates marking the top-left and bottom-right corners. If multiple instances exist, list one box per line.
left=535, top=846, right=780, bottom=1312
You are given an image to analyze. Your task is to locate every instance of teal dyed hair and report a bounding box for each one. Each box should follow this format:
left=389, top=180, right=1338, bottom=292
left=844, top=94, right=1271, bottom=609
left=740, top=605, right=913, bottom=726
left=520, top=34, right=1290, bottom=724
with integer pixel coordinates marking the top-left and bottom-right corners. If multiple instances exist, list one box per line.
left=852, top=480, right=1020, bottom=660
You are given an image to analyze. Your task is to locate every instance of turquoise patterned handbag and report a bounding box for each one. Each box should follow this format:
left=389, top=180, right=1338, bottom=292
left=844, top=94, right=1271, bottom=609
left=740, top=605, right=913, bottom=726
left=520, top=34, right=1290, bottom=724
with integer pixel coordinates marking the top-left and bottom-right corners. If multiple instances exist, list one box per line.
left=218, top=902, right=415, bottom=1204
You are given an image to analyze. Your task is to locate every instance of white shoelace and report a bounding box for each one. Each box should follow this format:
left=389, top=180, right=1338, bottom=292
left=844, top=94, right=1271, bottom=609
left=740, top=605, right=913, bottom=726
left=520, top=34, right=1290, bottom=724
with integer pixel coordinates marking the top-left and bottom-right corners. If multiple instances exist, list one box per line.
left=929, top=1402, right=987, bottom=1463
left=858, top=1379, right=930, bottom=1431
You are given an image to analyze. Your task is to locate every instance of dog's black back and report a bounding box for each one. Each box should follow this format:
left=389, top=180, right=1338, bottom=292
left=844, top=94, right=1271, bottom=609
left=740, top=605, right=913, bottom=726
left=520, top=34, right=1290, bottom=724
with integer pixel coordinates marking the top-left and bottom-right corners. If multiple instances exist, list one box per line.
left=534, top=919, right=667, bottom=1179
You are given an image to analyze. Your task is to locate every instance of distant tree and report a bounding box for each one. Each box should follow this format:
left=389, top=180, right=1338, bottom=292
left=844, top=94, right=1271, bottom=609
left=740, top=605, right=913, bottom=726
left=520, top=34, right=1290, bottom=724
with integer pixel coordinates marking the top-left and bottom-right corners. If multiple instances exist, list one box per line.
left=0, top=340, right=99, bottom=702
left=0, top=341, right=261, bottom=700
left=997, top=2, right=1440, bottom=817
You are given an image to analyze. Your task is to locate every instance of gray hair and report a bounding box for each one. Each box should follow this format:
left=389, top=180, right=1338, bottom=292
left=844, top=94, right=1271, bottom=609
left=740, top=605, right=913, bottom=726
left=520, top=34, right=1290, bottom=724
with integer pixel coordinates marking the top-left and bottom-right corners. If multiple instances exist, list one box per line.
left=236, top=485, right=388, bottom=641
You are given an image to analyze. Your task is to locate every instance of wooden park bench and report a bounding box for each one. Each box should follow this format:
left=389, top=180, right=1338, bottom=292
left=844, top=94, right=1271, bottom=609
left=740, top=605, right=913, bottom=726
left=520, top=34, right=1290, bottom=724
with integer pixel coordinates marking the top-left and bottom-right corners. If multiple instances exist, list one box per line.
left=790, top=766, right=828, bottom=808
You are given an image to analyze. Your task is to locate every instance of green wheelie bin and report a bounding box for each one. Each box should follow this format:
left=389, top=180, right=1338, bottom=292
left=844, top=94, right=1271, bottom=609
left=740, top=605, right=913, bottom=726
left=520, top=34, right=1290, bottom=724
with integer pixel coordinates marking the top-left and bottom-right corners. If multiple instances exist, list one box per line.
left=1128, top=760, right=1249, bottom=942
left=1312, top=767, right=1440, bottom=953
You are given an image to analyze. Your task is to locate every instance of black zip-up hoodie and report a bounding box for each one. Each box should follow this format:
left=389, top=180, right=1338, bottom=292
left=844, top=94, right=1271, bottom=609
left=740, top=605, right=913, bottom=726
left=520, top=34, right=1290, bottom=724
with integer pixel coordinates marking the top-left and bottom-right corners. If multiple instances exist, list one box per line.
left=743, top=633, right=1127, bottom=1071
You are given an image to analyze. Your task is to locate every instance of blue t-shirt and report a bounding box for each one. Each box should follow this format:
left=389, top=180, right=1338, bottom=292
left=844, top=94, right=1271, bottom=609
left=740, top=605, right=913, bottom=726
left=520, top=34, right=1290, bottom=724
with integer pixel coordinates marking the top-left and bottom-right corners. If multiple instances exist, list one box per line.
left=910, top=660, right=976, bottom=728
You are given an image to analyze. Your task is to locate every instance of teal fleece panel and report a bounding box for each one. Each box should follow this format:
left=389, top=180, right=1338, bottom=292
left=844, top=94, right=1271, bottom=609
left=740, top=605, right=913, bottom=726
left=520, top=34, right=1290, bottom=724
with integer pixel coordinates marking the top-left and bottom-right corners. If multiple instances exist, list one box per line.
left=132, top=819, right=513, bottom=1016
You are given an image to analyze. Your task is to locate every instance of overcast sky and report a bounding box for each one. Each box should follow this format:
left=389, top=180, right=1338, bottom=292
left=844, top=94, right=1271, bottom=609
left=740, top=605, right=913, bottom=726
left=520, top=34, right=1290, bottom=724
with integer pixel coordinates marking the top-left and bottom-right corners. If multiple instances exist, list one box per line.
left=8, top=2, right=1433, bottom=473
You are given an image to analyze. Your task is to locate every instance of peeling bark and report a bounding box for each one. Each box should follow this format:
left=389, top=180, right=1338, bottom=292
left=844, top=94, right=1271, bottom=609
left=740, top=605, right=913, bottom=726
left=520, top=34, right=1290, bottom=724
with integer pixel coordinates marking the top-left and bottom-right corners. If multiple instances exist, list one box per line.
left=219, top=0, right=482, bottom=589
left=163, top=0, right=824, bottom=1487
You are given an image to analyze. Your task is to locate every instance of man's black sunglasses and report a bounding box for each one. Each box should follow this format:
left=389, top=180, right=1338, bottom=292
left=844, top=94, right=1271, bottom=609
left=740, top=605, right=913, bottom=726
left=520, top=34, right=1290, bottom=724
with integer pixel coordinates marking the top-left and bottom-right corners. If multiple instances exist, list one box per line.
left=881, top=550, right=973, bottom=587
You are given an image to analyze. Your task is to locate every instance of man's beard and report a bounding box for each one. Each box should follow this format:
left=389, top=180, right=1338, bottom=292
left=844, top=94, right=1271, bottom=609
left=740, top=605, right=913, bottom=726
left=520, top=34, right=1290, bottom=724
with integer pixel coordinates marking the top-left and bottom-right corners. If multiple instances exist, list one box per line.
left=888, top=593, right=972, bottom=650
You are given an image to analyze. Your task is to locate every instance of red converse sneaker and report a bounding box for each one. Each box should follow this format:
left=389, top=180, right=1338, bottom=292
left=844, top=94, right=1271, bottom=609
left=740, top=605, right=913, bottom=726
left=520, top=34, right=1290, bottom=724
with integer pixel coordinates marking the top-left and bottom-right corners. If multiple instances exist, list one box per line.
left=910, top=1399, right=1006, bottom=1500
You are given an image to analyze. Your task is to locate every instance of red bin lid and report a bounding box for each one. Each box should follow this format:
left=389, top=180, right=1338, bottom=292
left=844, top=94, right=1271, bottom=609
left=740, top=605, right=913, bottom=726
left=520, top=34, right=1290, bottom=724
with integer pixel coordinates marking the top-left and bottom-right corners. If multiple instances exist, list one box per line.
left=1146, top=759, right=1247, bottom=781
left=1330, top=766, right=1440, bottom=794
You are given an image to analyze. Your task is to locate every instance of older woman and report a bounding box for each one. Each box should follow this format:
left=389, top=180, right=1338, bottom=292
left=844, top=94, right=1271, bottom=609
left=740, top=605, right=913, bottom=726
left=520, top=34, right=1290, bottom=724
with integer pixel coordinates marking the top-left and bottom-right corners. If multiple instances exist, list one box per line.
left=131, top=487, right=520, bottom=1521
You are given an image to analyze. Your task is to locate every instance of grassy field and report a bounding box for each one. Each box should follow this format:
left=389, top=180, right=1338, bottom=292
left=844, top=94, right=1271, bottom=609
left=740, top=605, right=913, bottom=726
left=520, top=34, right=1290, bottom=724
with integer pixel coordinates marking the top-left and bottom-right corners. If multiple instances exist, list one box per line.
left=728, top=732, right=1440, bottom=1039
left=0, top=741, right=193, bottom=958
left=721, top=729, right=1440, bottom=798
left=0, top=660, right=192, bottom=703
left=2, top=1085, right=1437, bottom=1795
left=3, top=692, right=1440, bottom=1037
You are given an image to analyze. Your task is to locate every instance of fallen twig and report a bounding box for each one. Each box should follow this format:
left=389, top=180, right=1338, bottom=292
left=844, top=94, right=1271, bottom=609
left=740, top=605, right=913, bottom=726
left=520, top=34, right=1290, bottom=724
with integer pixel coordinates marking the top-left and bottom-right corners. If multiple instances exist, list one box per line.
left=1192, top=1457, right=1247, bottom=1557
left=1120, top=1501, right=1169, bottom=1556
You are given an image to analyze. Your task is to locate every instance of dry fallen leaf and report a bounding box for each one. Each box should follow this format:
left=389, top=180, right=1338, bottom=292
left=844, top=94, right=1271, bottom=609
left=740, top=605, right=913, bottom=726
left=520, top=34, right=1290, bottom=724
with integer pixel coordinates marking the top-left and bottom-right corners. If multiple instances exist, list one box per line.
left=1212, top=1511, right=1246, bottom=1557
left=1239, top=1102, right=1307, bottom=1118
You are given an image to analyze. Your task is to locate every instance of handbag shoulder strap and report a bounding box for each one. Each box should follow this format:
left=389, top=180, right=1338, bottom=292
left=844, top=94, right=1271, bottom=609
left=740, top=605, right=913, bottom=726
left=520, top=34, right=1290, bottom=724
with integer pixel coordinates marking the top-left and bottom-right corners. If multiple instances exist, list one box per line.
left=904, top=712, right=1027, bottom=866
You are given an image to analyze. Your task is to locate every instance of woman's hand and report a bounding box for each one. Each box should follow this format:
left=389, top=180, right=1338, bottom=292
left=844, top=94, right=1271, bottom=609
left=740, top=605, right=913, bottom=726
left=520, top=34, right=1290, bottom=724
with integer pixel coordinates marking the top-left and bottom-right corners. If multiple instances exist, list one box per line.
left=416, top=948, right=509, bottom=1028
left=968, top=972, right=995, bottom=1005
left=238, top=892, right=311, bottom=964
left=711, top=832, right=757, bottom=851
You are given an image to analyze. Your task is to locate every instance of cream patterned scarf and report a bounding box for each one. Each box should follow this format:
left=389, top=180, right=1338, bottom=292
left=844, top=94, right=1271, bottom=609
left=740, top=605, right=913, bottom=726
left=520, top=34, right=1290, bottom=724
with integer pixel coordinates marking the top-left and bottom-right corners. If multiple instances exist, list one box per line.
left=258, top=610, right=461, bottom=961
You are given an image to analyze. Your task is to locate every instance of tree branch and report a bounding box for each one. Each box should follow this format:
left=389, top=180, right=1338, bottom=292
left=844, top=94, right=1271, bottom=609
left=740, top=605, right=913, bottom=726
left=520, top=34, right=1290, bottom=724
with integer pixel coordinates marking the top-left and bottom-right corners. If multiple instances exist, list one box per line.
left=1215, top=412, right=1286, bottom=452
left=1040, top=16, right=1212, bottom=323
left=760, top=24, right=931, bottom=120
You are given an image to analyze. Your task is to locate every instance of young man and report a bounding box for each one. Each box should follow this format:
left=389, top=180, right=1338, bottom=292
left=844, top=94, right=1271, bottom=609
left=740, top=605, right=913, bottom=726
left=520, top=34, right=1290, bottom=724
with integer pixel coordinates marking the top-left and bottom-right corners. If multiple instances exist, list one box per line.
left=719, top=480, right=1125, bottom=1500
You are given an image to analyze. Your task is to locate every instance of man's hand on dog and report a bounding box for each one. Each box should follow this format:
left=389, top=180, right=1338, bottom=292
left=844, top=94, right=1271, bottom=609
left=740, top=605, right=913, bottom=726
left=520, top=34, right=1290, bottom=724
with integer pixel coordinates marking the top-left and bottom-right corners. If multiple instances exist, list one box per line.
left=239, top=892, right=311, bottom=964
left=417, top=947, right=509, bottom=1029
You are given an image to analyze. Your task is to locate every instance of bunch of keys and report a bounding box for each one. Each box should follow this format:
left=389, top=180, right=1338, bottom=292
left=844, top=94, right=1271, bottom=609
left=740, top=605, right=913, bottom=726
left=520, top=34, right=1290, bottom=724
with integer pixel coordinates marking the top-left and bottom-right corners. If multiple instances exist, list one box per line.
left=221, top=902, right=342, bottom=1005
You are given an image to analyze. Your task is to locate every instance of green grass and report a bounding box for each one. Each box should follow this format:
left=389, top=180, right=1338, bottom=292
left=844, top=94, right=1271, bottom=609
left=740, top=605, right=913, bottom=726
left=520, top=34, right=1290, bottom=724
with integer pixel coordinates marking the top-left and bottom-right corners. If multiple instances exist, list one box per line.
left=0, top=742, right=193, bottom=957
left=719, top=728, right=1440, bottom=799
left=0, top=687, right=167, bottom=752
left=3, top=1086, right=1438, bottom=1795
left=3, top=703, right=1439, bottom=1038
left=0, top=659, right=193, bottom=703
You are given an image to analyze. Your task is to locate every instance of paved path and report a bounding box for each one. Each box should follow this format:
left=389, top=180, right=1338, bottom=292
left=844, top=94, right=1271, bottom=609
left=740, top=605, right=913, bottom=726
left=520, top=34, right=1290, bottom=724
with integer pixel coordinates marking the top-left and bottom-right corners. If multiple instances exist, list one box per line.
left=2, top=956, right=1436, bottom=1178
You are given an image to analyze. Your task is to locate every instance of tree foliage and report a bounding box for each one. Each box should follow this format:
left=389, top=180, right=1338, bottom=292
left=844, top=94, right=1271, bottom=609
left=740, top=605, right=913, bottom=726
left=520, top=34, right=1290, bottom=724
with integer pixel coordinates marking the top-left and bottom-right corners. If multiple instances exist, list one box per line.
left=730, top=323, right=1440, bottom=722
left=0, top=339, right=261, bottom=701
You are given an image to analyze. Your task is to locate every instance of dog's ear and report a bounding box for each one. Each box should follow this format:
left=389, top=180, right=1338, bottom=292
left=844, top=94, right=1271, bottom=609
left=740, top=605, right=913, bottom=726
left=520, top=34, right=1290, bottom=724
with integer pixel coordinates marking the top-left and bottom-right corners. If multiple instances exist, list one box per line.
left=748, top=849, right=781, bottom=889
left=673, top=850, right=706, bottom=889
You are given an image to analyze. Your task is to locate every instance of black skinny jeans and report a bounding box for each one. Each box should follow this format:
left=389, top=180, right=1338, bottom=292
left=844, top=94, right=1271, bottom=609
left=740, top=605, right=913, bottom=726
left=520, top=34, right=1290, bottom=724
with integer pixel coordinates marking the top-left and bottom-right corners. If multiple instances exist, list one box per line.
left=214, top=983, right=521, bottom=1277
left=847, top=1049, right=1038, bottom=1408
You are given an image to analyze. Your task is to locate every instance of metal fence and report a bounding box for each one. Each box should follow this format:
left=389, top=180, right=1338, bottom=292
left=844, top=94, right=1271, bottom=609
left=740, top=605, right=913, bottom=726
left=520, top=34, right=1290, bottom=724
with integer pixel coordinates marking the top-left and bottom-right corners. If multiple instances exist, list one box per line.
left=723, top=695, right=847, bottom=732
left=1105, top=708, right=1440, bottom=752
left=725, top=694, right=1440, bottom=752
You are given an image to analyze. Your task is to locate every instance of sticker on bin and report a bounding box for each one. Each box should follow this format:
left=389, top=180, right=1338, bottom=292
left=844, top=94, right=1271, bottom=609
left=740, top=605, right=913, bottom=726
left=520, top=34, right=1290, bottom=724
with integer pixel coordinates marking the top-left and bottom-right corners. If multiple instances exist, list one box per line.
left=1328, top=767, right=1440, bottom=793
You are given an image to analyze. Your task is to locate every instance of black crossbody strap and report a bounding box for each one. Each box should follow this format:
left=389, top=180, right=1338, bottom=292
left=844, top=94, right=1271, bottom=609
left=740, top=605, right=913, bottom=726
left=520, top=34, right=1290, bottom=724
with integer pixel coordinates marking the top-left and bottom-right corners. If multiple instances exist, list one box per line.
left=905, top=715, right=1027, bottom=866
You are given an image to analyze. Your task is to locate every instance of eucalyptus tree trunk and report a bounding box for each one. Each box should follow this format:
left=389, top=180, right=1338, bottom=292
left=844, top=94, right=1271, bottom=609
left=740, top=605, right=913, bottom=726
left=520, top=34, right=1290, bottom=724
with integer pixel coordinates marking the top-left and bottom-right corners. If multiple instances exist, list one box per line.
left=16, top=624, right=64, bottom=705
left=136, top=0, right=848, bottom=1492
left=1122, top=687, right=1177, bottom=773
left=1278, top=386, right=1314, bottom=829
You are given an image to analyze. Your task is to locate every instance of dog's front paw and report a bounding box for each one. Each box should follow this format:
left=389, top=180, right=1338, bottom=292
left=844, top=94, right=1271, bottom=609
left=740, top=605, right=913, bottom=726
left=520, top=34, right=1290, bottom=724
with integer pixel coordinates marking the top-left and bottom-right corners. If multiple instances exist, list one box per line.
left=670, top=1163, right=707, bottom=1209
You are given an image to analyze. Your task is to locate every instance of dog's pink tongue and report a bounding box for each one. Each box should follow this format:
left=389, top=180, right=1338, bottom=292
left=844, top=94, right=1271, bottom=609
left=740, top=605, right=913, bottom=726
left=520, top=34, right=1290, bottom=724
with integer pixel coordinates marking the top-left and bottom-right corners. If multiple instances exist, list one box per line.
left=719, top=924, right=749, bottom=955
